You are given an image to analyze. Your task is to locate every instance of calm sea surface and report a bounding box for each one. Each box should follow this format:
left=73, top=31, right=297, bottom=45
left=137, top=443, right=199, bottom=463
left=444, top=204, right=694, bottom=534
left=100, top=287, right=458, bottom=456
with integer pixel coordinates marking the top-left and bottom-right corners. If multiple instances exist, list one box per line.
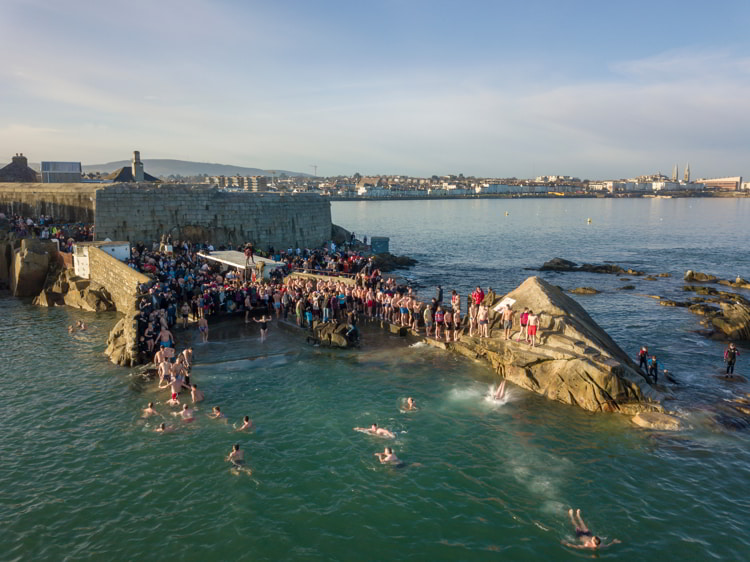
left=3, top=198, right=750, bottom=561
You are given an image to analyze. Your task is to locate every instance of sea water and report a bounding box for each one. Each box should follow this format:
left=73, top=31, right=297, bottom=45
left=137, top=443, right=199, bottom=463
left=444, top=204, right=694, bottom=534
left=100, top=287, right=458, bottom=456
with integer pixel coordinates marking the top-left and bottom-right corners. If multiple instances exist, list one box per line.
left=2, top=198, right=750, bottom=561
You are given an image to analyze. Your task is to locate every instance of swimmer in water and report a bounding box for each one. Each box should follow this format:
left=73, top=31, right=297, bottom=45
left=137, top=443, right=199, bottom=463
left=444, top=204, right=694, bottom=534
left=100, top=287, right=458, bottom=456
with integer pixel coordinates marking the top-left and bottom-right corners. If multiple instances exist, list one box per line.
left=562, top=509, right=620, bottom=550
left=208, top=406, right=226, bottom=419
left=155, top=422, right=174, bottom=433
left=236, top=416, right=253, bottom=431
left=68, top=325, right=76, bottom=333
left=493, top=380, right=506, bottom=400
left=191, top=384, right=204, bottom=404
left=179, top=403, right=195, bottom=422
left=404, top=397, right=418, bottom=411
left=374, top=447, right=402, bottom=465
left=76, top=320, right=87, bottom=331
left=142, top=402, right=160, bottom=418
left=227, top=443, right=252, bottom=474
left=353, top=423, right=395, bottom=438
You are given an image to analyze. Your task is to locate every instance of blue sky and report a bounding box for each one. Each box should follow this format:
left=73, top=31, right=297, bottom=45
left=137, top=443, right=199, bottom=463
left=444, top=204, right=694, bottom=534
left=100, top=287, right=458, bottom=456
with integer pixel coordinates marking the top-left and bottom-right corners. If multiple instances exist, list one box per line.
left=2, top=0, right=749, bottom=179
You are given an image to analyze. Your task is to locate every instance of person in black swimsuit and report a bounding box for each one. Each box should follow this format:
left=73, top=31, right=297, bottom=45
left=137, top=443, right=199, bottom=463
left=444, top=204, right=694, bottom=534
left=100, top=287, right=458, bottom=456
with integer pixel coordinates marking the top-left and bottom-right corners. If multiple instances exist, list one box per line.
left=562, top=509, right=620, bottom=550
left=253, top=314, right=271, bottom=341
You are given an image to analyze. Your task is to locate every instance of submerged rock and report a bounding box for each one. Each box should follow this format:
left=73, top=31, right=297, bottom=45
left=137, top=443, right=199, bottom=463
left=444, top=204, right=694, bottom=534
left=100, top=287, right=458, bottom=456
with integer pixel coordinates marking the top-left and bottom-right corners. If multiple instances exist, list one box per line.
left=632, top=412, right=684, bottom=430
left=570, top=287, right=600, bottom=295
left=451, top=276, right=662, bottom=414
left=618, top=285, right=636, bottom=291
left=659, top=300, right=689, bottom=307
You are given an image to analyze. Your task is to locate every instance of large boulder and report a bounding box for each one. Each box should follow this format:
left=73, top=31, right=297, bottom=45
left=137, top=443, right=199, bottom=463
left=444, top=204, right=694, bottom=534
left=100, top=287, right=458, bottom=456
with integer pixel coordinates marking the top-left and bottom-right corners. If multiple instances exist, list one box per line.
left=331, top=224, right=351, bottom=246
left=371, top=253, right=417, bottom=272
left=106, top=314, right=141, bottom=366
left=10, top=239, right=58, bottom=297
left=311, top=320, right=351, bottom=348
left=453, top=276, right=662, bottom=414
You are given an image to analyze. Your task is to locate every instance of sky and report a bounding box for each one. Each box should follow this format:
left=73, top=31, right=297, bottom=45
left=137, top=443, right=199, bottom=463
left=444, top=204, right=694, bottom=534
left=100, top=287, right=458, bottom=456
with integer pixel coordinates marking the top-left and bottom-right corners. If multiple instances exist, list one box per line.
left=1, top=0, right=749, bottom=180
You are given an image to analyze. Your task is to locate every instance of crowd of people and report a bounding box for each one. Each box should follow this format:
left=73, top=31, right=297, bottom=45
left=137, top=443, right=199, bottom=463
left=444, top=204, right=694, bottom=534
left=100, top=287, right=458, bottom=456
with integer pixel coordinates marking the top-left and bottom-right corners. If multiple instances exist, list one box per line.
left=0, top=212, right=94, bottom=251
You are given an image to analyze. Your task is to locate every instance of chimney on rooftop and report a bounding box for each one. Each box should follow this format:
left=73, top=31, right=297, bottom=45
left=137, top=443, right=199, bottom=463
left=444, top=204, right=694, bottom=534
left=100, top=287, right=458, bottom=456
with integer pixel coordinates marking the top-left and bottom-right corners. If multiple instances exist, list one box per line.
left=12, top=153, right=28, bottom=167
left=132, top=150, right=144, bottom=182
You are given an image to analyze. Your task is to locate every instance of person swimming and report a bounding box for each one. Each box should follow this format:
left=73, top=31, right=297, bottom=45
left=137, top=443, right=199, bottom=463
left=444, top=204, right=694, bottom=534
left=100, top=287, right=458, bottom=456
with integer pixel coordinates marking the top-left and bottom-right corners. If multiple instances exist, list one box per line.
left=404, top=397, right=418, bottom=411
left=353, top=423, right=395, bottom=438
left=155, top=422, right=174, bottom=433
left=191, top=384, right=204, bottom=404
left=236, top=416, right=253, bottom=431
left=227, top=443, right=252, bottom=474
left=208, top=406, right=226, bottom=419
left=142, top=402, right=160, bottom=418
left=180, top=404, right=194, bottom=422
left=374, top=446, right=404, bottom=466
left=562, top=509, right=620, bottom=550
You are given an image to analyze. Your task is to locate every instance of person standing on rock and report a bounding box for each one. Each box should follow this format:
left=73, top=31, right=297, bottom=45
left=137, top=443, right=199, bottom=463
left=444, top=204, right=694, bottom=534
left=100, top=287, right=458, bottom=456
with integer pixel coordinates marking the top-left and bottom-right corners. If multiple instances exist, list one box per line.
left=638, top=346, right=649, bottom=372
left=477, top=304, right=489, bottom=338
left=502, top=305, right=514, bottom=340
left=724, top=343, right=740, bottom=374
left=648, top=355, right=659, bottom=383
left=527, top=311, right=539, bottom=347
left=517, top=307, right=529, bottom=343
left=436, top=285, right=444, bottom=305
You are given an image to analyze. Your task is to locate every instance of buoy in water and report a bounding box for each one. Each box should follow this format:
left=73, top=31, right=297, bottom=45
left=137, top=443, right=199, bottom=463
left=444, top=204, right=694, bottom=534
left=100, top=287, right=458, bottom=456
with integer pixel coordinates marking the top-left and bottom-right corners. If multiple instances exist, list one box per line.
left=587, top=218, right=592, bottom=224
left=505, top=211, right=509, bottom=216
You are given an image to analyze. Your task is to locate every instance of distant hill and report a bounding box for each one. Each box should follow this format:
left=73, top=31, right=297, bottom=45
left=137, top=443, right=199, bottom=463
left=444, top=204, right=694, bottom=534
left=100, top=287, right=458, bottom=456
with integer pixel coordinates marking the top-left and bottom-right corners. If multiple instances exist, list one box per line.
left=81, top=159, right=309, bottom=178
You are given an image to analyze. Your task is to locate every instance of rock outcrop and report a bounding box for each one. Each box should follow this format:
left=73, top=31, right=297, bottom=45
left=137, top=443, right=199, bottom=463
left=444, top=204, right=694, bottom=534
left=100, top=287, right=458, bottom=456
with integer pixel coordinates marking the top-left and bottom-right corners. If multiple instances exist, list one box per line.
left=539, top=258, right=644, bottom=276
left=449, top=276, right=662, bottom=414
left=10, top=239, right=58, bottom=297
left=371, top=252, right=417, bottom=272
left=684, top=270, right=717, bottom=283
left=105, top=314, right=141, bottom=367
left=33, top=268, right=115, bottom=312
left=710, top=302, right=750, bottom=340
left=310, top=320, right=354, bottom=348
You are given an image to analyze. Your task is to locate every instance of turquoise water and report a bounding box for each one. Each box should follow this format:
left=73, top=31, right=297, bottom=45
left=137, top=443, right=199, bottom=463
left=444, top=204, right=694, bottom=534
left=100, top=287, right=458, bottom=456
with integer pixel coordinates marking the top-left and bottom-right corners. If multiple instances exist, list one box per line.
left=3, top=198, right=750, bottom=560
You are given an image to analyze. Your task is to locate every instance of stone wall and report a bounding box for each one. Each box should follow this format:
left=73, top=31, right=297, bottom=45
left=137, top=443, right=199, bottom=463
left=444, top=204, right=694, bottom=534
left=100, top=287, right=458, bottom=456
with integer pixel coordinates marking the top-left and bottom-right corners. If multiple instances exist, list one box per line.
left=94, top=185, right=331, bottom=248
left=87, top=246, right=149, bottom=313
left=0, top=183, right=99, bottom=223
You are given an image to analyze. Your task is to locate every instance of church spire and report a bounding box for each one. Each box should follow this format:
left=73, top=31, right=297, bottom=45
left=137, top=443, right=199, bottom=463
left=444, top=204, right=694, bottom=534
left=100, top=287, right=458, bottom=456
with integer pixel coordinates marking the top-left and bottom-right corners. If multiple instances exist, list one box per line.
left=683, top=163, right=690, bottom=183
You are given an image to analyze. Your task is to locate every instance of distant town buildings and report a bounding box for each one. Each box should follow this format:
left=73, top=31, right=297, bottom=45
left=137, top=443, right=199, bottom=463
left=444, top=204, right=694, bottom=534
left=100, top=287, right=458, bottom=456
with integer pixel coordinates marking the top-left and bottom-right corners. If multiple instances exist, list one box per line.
left=206, top=175, right=268, bottom=191
left=1, top=150, right=747, bottom=197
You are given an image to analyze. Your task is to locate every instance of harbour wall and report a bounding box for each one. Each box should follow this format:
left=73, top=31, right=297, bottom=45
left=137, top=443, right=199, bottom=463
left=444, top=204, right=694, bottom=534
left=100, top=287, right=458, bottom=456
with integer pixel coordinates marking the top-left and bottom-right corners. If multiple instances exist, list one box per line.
left=0, top=183, right=98, bottom=223
left=94, top=185, right=332, bottom=248
left=0, top=183, right=333, bottom=249
left=87, top=246, right=149, bottom=313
